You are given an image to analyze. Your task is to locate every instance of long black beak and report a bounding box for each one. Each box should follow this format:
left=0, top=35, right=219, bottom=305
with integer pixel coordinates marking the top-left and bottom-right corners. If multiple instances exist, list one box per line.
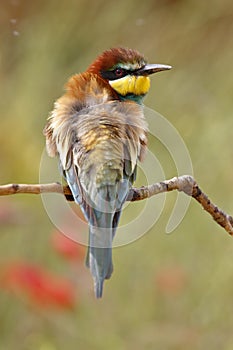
left=135, top=64, right=172, bottom=76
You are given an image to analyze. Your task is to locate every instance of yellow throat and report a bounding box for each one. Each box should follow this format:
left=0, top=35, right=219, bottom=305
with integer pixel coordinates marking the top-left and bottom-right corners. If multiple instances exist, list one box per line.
left=109, top=75, right=150, bottom=96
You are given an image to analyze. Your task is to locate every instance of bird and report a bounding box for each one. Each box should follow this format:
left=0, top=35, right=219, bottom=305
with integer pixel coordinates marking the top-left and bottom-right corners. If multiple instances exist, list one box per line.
left=44, top=47, right=171, bottom=298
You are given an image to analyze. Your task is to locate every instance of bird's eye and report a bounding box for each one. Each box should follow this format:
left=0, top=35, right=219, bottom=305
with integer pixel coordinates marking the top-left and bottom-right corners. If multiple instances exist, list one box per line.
left=114, top=68, right=124, bottom=78
left=100, top=68, right=127, bottom=80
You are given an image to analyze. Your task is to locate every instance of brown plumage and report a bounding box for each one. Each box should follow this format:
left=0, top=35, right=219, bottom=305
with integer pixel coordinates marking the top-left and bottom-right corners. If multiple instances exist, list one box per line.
left=87, top=47, right=146, bottom=74
left=44, top=47, right=171, bottom=297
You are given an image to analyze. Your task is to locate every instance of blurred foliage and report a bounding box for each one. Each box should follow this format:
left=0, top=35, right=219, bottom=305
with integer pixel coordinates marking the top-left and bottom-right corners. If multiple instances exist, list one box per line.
left=1, top=0, right=233, bottom=349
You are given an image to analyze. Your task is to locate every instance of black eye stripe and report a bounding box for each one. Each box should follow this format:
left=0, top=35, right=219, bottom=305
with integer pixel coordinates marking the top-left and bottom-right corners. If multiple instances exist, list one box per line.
left=101, top=68, right=129, bottom=81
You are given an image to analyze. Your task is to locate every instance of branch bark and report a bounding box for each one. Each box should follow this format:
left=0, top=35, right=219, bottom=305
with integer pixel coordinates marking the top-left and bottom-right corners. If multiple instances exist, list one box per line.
left=0, top=175, right=232, bottom=236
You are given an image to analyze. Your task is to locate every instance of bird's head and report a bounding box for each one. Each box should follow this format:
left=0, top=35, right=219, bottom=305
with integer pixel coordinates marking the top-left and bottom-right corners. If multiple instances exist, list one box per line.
left=87, top=47, right=171, bottom=103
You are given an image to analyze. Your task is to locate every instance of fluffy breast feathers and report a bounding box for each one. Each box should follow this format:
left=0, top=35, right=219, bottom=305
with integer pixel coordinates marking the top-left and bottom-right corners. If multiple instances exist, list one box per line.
left=44, top=72, right=148, bottom=187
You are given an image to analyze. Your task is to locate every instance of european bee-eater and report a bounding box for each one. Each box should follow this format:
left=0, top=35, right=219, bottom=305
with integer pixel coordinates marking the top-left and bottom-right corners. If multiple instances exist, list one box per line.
left=44, top=47, right=171, bottom=298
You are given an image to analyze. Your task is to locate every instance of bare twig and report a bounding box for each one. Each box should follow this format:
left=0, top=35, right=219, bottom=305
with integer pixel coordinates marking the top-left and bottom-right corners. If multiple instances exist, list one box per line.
left=0, top=175, right=232, bottom=236
left=0, top=182, right=69, bottom=196
left=127, top=175, right=233, bottom=236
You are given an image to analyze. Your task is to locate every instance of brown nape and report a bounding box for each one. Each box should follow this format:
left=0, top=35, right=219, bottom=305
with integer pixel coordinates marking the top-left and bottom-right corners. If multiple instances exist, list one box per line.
left=64, top=72, right=118, bottom=101
left=87, top=47, right=146, bottom=75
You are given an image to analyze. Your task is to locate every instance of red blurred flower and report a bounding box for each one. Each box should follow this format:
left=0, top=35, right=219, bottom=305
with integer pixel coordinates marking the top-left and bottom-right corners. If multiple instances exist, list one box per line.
left=0, top=200, right=22, bottom=225
left=155, top=265, right=188, bottom=296
left=51, top=230, right=85, bottom=262
left=0, top=261, right=76, bottom=309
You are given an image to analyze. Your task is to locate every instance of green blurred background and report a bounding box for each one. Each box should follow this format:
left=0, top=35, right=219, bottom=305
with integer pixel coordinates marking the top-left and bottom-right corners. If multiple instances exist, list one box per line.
left=1, top=0, right=233, bottom=349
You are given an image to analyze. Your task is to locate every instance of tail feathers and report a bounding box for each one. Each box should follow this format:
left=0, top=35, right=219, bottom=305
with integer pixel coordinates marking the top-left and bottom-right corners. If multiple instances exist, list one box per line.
left=93, top=265, right=114, bottom=297
left=86, top=246, right=113, bottom=275
left=87, top=245, right=113, bottom=298
left=94, top=277, right=104, bottom=298
left=86, top=217, right=113, bottom=298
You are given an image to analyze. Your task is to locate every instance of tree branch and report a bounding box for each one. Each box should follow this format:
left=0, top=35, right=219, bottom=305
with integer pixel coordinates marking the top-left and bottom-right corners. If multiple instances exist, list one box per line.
left=0, top=175, right=232, bottom=236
